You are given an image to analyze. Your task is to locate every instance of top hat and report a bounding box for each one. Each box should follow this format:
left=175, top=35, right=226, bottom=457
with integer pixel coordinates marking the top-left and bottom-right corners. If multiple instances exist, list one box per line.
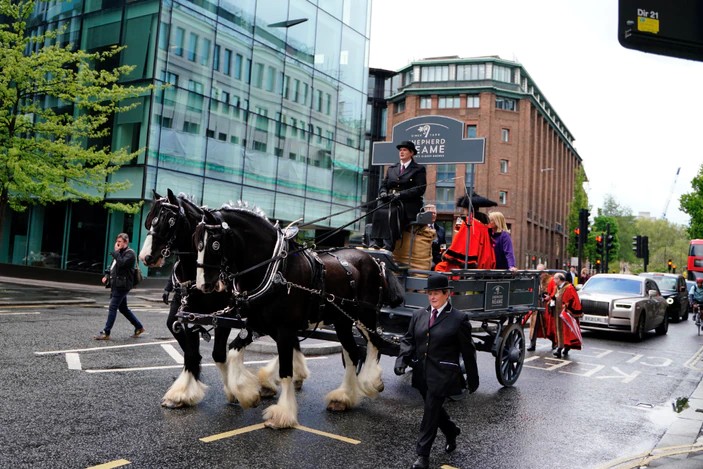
left=396, top=140, right=417, bottom=155
left=425, top=274, right=453, bottom=291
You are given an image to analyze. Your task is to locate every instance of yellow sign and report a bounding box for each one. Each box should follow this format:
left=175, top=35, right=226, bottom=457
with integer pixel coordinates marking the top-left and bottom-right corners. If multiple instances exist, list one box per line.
left=638, top=17, right=660, bottom=34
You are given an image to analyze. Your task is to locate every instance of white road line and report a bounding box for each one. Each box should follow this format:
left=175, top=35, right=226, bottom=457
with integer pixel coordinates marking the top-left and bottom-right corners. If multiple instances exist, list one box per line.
left=162, top=344, right=184, bottom=364
left=0, top=311, right=41, bottom=316
left=35, top=339, right=179, bottom=355
left=85, top=356, right=328, bottom=373
left=65, top=353, right=82, bottom=370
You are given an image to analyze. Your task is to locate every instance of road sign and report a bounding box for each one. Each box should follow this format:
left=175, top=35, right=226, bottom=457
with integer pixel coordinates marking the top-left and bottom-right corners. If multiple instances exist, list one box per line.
left=372, top=115, right=485, bottom=166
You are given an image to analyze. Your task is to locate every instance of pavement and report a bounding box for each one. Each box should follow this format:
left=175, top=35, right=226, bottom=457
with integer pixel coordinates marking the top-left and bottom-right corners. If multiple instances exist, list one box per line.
left=2, top=275, right=703, bottom=466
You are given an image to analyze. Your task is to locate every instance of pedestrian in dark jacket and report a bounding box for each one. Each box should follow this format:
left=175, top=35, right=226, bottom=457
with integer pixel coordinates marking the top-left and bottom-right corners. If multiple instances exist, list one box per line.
left=394, top=274, right=479, bottom=469
left=95, top=233, right=145, bottom=340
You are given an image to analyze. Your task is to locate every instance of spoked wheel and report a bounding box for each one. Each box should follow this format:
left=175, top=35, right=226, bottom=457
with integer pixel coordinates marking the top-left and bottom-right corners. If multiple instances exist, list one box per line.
left=494, top=323, right=525, bottom=387
left=696, top=306, right=702, bottom=336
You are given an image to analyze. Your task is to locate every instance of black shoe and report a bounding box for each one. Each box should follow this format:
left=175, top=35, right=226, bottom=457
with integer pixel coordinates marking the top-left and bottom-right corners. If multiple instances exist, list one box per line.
left=445, top=427, right=460, bottom=453
left=562, top=348, right=570, bottom=357
left=411, top=456, right=429, bottom=469
left=553, top=348, right=562, bottom=358
left=527, top=344, right=536, bottom=352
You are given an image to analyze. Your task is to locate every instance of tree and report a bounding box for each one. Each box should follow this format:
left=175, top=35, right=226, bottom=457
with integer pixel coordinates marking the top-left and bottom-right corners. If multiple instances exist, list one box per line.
left=567, top=166, right=589, bottom=257
left=680, top=164, right=703, bottom=239
left=0, top=0, right=152, bottom=248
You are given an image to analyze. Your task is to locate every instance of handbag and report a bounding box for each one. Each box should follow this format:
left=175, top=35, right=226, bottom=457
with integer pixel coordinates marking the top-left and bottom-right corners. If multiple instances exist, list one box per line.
left=133, top=266, right=143, bottom=287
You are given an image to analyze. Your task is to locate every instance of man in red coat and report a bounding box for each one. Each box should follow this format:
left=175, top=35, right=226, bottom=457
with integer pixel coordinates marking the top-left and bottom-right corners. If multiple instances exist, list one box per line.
left=551, top=272, right=582, bottom=358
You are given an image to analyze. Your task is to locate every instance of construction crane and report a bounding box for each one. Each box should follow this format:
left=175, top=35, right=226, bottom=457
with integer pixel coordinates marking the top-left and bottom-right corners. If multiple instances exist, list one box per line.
left=662, top=167, right=681, bottom=220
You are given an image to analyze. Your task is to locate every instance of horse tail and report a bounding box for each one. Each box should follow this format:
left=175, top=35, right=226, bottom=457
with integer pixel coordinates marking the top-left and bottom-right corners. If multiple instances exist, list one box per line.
left=379, top=261, right=404, bottom=307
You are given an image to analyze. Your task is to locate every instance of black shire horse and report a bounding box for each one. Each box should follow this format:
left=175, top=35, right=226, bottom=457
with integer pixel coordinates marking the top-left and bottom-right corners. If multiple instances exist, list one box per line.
left=194, top=205, right=404, bottom=428
left=138, top=190, right=308, bottom=409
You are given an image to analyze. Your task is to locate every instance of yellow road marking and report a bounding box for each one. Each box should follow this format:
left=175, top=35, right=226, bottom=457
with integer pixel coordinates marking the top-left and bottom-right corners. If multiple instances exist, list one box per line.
left=295, top=425, right=360, bottom=444
left=441, top=465, right=460, bottom=469
left=200, top=423, right=360, bottom=445
left=684, top=345, right=703, bottom=370
left=200, top=423, right=266, bottom=442
left=86, top=459, right=131, bottom=468
left=597, top=443, right=703, bottom=468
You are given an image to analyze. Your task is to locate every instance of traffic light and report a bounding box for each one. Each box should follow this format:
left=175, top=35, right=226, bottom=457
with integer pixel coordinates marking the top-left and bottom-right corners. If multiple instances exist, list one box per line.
left=596, top=234, right=604, bottom=256
left=605, top=234, right=614, bottom=253
left=574, top=228, right=580, bottom=246
left=578, top=209, right=590, bottom=244
left=632, top=235, right=642, bottom=258
left=668, top=259, right=673, bottom=272
left=642, top=236, right=649, bottom=260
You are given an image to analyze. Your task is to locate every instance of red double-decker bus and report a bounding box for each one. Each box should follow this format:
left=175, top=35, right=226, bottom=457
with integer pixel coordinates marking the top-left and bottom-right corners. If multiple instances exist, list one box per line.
left=688, top=239, right=703, bottom=280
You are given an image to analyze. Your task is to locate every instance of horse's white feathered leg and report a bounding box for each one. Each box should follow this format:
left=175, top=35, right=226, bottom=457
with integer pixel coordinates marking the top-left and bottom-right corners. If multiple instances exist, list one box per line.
left=161, top=370, right=207, bottom=408
left=357, top=341, right=384, bottom=397
left=262, top=377, right=298, bottom=428
left=223, top=349, right=261, bottom=408
left=258, top=356, right=280, bottom=398
left=292, top=349, right=309, bottom=390
left=325, top=349, right=361, bottom=411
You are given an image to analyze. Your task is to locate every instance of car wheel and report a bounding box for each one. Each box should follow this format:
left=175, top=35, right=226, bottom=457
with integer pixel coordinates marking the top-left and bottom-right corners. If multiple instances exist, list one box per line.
left=635, top=312, right=647, bottom=342
left=656, top=311, right=669, bottom=335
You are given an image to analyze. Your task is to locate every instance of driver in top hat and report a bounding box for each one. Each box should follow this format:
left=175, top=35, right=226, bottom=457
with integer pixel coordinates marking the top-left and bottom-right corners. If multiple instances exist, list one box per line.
left=369, top=140, right=427, bottom=250
left=394, top=273, right=479, bottom=469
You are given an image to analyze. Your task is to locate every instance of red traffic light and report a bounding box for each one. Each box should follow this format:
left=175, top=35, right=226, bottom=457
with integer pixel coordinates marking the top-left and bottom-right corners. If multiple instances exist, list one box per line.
left=574, top=228, right=580, bottom=235
left=595, top=235, right=603, bottom=242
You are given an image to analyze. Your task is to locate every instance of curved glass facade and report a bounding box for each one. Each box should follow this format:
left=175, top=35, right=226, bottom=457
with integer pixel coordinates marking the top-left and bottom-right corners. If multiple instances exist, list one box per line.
left=1, top=0, right=371, bottom=277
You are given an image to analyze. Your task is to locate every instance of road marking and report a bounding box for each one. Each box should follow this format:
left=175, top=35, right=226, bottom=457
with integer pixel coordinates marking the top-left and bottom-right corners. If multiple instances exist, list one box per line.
left=295, top=425, right=360, bottom=444
left=0, top=311, right=41, bottom=316
left=84, top=356, right=327, bottom=373
left=200, top=423, right=266, bottom=442
left=86, top=459, right=131, bottom=469
left=685, top=345, right=703, bottom=370
left=66, top=353, right=81, bottom=370
left=200, top=422, right=360, bottom=445
left=441, top=466, right=460, bottom=469
left=35, top=339, right=179, bottom=355
left=162, top=344, right=184, bottom=364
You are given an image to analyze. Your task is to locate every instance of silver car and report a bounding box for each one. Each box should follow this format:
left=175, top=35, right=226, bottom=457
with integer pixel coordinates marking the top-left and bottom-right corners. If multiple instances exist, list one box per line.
left=578, top=274, right=668, bottom=341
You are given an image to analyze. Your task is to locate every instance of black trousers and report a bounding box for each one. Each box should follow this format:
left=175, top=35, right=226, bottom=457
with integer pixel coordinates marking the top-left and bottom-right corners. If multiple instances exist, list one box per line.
left=416, top=389, right=459, bottom=456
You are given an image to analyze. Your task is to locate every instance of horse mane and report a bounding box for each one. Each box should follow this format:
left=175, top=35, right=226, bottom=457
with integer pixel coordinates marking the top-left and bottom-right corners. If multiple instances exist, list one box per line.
left=220, top=201, right=269, bottom=221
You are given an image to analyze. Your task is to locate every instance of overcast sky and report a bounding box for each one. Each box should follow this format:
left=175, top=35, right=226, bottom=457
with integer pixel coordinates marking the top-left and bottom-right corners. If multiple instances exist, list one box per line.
left=368, top=0, right=702, bottom=226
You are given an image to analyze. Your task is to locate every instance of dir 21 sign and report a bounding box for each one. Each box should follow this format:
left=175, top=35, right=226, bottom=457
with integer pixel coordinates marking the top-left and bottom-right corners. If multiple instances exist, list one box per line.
left=372, top=115, right=485, bottom=166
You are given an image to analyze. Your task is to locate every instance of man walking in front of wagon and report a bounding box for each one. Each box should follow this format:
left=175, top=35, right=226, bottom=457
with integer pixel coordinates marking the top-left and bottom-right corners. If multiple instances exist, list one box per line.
left=394, top=273, right=479, bottom=469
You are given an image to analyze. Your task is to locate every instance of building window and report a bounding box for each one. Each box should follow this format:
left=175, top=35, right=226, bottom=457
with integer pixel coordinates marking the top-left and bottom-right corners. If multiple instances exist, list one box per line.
left=187, top=32, right=198, bottom=61
left=200, top=38, right=210, bottom=66
left=234, top=54, right=243, bottom=80
left=420, top=65, right=449, bottom=82
left=174, top=27, right=184, bottom=56
left=456, top=64, right=486, bottom=80
left=499, top=191, right=507, bottom=205
left=403, top=69, right=414, bottom=86
left=253, top=63, right=264, bottom=88
left=466, top=95, right=480, bottom=108
left=265, top=66, right=276, bottom=92
left=501, top=128, right=510, bottom=142
left=493, top=65, right=512, bottom=83
left=419, top=97, right=432, bottom=109
left=183, top=121, right=200, bottom=134
left=223, top=49, right=232, bottom=76
left=213, top=44, right=220, bottom=71
left=496, top=97, right=517, bottom=111
left=395, top=99, right=405, bottom=113
left=466, top=124, right=477, bottom=138
left=438, top=96, right=460, bottom=109
left=500, top=159, right=509, bottom=173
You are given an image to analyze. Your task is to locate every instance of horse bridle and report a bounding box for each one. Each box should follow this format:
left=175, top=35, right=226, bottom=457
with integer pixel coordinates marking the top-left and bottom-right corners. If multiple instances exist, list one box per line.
left=148, top=199, right=185, bottom=259
left=196, top=219, right=288, bottom=302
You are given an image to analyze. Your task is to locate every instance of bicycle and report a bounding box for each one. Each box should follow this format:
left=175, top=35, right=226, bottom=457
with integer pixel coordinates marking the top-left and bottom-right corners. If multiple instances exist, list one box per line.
left=694, top=303, right=702, bottom=336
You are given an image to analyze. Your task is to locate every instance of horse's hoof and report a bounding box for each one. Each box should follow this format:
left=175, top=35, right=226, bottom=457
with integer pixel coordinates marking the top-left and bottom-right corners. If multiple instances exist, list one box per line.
left=260, top=387, right=277, bottom=399
left=294, top=380, right=303, bottom=391
left=161, top=399, right=185, bottom=409
left=326, top=401, right=348, bottom=412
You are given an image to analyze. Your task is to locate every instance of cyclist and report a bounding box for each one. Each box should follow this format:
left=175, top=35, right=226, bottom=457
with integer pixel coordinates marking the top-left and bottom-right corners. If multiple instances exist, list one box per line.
left=689, top=278, right=703, bottom=325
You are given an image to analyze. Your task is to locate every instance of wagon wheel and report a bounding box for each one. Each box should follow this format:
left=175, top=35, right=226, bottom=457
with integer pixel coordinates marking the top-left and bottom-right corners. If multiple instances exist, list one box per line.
left=494, top=322, right=524, bottom=387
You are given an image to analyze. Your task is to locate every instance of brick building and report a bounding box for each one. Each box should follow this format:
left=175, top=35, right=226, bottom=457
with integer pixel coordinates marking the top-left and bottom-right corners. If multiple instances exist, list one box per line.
left=378, top=56, right=584, bottom=269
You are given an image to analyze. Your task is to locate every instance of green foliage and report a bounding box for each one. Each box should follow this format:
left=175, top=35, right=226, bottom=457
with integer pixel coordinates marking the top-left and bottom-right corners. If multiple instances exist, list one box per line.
left=680, top=165, right=703, bottom=239
left=0, top=0, right=152, bottom=241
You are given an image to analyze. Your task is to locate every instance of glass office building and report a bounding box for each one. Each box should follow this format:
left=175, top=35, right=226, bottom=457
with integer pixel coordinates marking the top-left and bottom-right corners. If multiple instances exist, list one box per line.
left=1, top=0, right=371, bottom=277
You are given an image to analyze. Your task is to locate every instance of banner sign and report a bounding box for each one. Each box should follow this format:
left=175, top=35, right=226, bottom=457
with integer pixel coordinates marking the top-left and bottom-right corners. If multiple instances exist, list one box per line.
left=372, top=115, right=485, bottom=166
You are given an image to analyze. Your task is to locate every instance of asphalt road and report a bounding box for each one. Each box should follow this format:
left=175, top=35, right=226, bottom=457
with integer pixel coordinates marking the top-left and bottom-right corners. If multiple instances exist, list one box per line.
left=2, top=282, right=703, bottom=468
